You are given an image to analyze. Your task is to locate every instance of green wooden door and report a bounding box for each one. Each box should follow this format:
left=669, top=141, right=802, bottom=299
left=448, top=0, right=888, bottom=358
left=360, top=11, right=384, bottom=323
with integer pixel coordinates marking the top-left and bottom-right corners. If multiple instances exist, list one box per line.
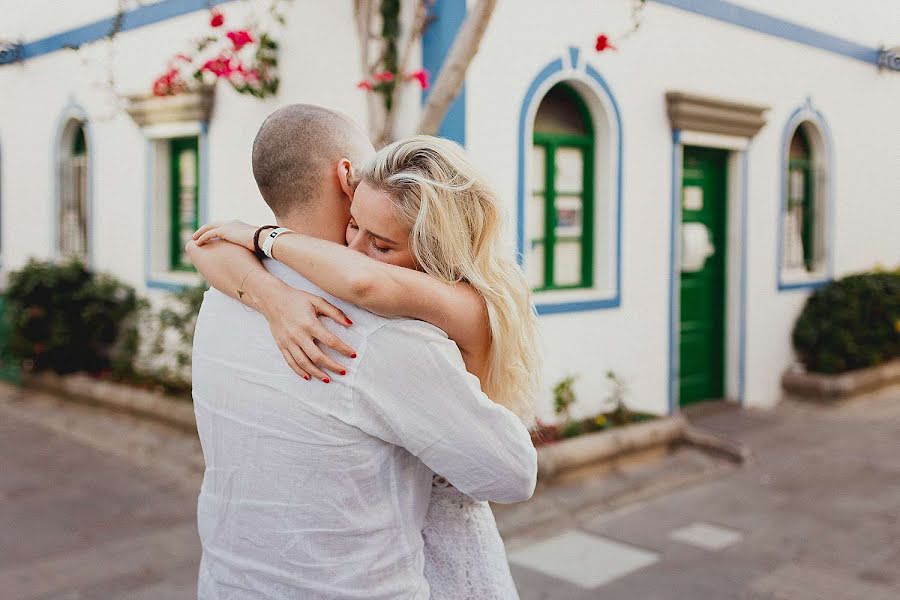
left=679, top=146, right=728, bottom=406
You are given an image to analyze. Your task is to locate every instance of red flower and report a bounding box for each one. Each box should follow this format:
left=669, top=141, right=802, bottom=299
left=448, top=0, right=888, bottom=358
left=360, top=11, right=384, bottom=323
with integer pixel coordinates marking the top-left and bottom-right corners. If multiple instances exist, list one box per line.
left=373, top=70, right=394, bottom=82
left=407, top=69, right=429, bottom=90
left=226, top=29, right=254, bottom=51
left=595, top=34, right=617, bottom=52
left=210, top=8, right=224, bottom=28
left=202, top=55, right=234, bottom=78
left=356, top=79, right=373, bottom=91
left=152, top=67, right=183, bottom=96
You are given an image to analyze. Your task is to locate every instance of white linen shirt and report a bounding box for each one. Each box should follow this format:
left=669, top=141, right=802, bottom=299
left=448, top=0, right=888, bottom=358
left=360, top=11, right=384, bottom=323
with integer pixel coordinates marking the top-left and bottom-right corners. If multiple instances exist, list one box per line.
left=192, top=260, right=537, bottom=600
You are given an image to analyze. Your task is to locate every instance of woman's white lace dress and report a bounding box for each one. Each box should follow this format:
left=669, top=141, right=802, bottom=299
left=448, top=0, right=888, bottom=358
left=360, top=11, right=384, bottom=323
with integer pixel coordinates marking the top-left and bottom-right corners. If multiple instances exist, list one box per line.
left=422, top=476, right=520, bottom=600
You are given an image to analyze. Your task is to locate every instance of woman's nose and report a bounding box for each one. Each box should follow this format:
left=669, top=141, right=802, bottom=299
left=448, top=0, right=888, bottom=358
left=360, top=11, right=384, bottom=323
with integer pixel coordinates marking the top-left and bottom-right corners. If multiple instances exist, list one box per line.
left=347, top=233, right=366, bottom=252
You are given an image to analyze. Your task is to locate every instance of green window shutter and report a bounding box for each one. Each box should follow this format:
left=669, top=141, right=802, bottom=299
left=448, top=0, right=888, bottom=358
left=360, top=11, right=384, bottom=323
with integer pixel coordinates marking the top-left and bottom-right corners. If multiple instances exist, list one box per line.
left=169, top=137, right=200, bottom=271
left=530, top=83, right=595, bottom=292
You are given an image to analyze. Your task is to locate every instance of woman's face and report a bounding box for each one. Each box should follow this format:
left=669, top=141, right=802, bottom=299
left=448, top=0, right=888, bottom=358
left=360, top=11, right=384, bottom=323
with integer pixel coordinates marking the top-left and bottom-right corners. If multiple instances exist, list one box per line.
left=345, top=180, right=416, bottom=269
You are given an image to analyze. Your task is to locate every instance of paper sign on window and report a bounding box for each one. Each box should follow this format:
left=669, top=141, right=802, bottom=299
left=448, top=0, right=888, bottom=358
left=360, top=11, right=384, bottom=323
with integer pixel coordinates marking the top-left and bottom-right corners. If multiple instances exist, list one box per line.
left=683, top=186, right=703, bottom=211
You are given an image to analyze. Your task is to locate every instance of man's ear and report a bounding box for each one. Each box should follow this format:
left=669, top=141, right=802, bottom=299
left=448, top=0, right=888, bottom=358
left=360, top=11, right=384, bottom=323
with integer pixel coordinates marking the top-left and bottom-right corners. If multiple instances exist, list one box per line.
left=336, top=158, right=355, bottom=201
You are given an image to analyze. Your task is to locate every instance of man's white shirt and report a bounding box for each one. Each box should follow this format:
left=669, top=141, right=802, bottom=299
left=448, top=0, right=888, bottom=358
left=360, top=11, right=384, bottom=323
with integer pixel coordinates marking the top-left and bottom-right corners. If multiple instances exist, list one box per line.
left=192, top=260, right=536, bottom=600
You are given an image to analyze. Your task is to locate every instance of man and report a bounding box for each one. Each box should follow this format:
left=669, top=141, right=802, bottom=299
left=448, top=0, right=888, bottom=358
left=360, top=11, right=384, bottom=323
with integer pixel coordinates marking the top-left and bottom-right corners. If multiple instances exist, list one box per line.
left=189, top=105, right=536, bottom=599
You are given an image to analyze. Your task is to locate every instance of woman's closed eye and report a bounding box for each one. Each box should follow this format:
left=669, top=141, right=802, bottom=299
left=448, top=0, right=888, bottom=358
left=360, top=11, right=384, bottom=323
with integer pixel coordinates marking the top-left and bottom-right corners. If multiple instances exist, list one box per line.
left=369, top=235, right=390, bottom=254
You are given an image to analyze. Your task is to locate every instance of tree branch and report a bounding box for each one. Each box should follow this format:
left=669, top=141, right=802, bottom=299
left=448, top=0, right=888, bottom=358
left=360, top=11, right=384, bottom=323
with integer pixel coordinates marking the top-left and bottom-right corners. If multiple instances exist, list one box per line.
left=416, top=0, right=496, bottom=136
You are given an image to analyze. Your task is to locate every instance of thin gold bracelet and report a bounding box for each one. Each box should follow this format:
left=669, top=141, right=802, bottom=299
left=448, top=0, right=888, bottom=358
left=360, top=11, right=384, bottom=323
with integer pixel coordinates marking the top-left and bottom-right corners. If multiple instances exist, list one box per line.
left=238, top=267, right=265, bottom=311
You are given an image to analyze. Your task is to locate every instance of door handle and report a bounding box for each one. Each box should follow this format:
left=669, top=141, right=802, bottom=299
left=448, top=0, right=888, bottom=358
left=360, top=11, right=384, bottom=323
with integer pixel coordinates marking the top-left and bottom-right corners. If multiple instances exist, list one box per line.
left=681, top=222, right=715, bottom=272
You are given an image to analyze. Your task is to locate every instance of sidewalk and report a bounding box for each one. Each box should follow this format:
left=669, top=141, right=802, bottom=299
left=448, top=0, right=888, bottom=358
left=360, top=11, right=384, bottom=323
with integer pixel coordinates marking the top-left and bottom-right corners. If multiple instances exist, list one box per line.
left=505, top=386, right=900, bottom=599
left=1, top=383, right=898, bottom=599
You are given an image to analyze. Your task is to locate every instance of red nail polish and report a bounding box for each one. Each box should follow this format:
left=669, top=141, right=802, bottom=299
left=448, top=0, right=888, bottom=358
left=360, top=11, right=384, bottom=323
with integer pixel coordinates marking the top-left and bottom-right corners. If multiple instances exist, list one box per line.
left=345, top=318, right=353, bottom=325
left=340, top=369, right=347, bottom=376
left=350, top=353, right=357, bottom=359
left=303, top=375, right=310, bottom=381
left=322, top=377, right=330, bottom=384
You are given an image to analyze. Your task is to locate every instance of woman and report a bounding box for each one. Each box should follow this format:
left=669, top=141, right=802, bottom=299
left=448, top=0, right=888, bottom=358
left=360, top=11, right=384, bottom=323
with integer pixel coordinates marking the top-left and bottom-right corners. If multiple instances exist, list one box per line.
left=190, top=135, right=539, bottom=599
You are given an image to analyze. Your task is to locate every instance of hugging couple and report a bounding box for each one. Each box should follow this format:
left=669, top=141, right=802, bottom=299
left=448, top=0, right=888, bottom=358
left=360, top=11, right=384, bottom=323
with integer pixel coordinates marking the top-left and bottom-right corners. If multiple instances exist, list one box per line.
left=189, top=104, right=540, bottom=599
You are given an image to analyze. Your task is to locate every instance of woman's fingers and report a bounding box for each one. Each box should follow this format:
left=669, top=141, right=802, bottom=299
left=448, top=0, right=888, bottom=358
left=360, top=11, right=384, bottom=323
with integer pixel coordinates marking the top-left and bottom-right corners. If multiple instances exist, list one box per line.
left=313, top=298, right=353, bottom=328
left=279, top=347, right=310, bottom=381
left=194, top=228, right=222, bottom=246
left=311, top=323, right=356, bottom=359
left=289, top=343, right=330, bottom=382
left=192, top=223, right=218, bottom=240
left=298, top=338, right=347, bottom=380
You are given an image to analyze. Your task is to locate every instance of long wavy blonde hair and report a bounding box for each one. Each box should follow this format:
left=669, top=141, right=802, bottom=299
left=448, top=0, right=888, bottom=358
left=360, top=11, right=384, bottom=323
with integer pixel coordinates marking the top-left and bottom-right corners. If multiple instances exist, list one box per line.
left=358, top=135, right=540, bottom=425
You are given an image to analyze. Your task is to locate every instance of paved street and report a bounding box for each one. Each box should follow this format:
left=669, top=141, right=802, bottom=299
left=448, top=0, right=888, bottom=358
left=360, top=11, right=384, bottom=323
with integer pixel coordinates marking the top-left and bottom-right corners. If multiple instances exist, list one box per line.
left=1, top=383, right=898, bottom=599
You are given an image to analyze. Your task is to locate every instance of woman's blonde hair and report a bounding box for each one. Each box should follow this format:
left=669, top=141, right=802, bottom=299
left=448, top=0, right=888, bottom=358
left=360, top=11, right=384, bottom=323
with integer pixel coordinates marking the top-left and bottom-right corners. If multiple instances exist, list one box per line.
left=359, top=135, right=540, bottom=425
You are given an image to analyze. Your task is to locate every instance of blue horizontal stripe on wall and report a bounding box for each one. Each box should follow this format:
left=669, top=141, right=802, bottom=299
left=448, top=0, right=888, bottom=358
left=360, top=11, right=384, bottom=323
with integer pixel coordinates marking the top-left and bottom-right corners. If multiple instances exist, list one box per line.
left=652, top=0, right=881, bottom=65
left=8, top=0, right=234, bottom=64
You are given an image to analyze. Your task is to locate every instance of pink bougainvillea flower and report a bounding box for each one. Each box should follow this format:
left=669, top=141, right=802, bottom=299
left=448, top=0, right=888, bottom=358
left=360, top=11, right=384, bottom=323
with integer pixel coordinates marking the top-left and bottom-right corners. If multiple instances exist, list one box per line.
left=152, top=67, right=183, bottom=96
left=373, top=70, right=394, bottom=82
left=210, top=8, right=225, bottom=28
left=226, top=29, right=254, bottom=51
left=356, top=79, right=374, bottom=91
left=202, top=55, right=234, bottom=78
left=245, top=68, right=261, bottom=82
left=595, top=34, right=616, bottom=52
left=407, top=69, right=429, bottom=90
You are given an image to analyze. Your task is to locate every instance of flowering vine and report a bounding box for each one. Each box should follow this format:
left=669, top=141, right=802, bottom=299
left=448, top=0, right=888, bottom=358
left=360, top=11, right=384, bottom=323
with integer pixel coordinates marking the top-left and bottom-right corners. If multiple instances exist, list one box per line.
left=151, top=2, right=288, bottom=99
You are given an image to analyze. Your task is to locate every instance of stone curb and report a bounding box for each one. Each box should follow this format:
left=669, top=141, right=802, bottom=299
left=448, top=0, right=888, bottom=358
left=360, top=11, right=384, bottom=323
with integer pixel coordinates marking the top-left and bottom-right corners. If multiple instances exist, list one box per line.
left=781, top=359, right=900, bottom=401
left=22, top=371, right=197, bottom=432
left=536, top=415, right=688, bottom=480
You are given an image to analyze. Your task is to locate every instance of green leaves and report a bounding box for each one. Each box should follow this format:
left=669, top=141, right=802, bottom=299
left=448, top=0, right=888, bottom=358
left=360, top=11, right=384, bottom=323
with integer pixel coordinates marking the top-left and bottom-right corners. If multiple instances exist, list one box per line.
left=792, top=270, right=900, bottom=374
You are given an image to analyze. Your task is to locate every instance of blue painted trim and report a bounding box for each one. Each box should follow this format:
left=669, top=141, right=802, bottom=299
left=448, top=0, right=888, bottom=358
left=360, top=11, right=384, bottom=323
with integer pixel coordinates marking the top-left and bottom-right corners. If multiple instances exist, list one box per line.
left=776, top=99, right=834, bottom=291
left=568, top=46, right=580, bottom=70
left=7, top=0, right=234, bottom=65
left=50, top=101, right=94, bottom=266
left=585, top=64, right=625, bottom=308
left=652, top=0, right=881, bottom=65
left=738, top=148, right=749, bottom=405
left=516, top=55, right=624, bottom=315
left=536, top=297, right=619, bottom=316
left=516, top=58, right=563, bottom=261
left=667, top=129, right=682, bottom=415
left=421, top=0, right=466, bottom=145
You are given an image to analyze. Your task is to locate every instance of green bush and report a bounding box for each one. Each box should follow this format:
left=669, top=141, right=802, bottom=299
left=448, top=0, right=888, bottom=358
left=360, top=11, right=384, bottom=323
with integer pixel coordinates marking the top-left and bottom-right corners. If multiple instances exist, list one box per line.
left=792, top=270, right=900, bottom=374
left=5, top=259, right=143, bottom=375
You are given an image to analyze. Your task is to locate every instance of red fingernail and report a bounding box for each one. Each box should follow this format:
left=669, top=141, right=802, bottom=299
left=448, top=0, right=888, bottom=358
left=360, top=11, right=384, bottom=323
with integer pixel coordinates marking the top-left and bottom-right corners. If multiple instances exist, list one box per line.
left=350, top=353, right=357, bottom=359
left=345, top=318, right=353, bottom=325
left=322, top=377, right=330, bottom=384
left=303, top=375, right=310, bottom=381
left=339, top=369, right=347, bottom=376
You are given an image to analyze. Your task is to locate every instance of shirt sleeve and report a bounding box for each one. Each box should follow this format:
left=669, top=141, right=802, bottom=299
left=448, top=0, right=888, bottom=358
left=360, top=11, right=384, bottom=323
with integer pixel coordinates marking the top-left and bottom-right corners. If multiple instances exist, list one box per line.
left=349, top=319, right=537, bottom=504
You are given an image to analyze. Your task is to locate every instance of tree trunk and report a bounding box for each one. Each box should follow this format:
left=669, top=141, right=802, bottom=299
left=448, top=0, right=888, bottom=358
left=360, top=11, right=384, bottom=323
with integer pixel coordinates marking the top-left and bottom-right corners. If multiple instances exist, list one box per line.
left=416, top=0, right=497, bottom=136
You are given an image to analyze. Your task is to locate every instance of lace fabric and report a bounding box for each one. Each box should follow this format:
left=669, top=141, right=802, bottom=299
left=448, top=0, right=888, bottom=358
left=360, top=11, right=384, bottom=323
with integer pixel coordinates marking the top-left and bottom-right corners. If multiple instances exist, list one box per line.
left=422, top=480, right=520, bottom=600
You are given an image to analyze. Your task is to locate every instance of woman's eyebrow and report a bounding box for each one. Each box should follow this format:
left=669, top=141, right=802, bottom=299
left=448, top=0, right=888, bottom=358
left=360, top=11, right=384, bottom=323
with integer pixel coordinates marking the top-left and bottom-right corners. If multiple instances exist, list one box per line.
left=367, top=229, right=398, bottom=245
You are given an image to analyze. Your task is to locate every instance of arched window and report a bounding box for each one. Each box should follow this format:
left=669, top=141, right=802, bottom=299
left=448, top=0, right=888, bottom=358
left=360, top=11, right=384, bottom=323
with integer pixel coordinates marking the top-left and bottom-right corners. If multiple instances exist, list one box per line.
left=528, top=83, right=594, bottom=291
left=783, top=121, right=826, bottom=274
left=58, top=120, right=89, bottom=260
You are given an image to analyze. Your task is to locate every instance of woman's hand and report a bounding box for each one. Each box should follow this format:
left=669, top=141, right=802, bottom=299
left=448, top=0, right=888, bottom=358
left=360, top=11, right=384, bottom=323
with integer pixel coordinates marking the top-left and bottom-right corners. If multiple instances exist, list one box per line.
left=257, top=281, right=357, bottom=383
left=193, top=220, right=258, bottom=252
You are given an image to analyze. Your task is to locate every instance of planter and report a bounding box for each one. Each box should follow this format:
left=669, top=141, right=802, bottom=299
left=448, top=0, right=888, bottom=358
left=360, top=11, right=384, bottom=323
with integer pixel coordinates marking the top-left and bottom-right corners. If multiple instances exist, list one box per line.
left=125, top=86, right=215, bottom=127
left=23, top=371, right=196, bottom=432
left=781, top=359, right=900, bottom=401
left=536, top=415, right=687, bottom=480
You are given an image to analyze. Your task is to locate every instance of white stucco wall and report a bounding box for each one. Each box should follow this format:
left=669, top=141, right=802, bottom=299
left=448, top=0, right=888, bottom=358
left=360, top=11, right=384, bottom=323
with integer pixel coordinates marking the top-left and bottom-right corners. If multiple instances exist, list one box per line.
left=464, top=0, right=900, bottom=417
left=1, top=0, right=897, bottom=419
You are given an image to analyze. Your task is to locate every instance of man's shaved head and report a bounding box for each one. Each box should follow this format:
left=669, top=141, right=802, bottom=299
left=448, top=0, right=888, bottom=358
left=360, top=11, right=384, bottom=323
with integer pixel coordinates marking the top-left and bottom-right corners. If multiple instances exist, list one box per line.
left=252, top=104, right=373, bottom=218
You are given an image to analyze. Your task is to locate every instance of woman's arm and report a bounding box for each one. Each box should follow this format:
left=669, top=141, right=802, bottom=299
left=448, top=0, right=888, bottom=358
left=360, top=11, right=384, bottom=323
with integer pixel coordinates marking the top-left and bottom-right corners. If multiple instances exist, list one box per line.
left=185, top=239, right=356, bottom=382
left=194, top=221, right=491, bottom=373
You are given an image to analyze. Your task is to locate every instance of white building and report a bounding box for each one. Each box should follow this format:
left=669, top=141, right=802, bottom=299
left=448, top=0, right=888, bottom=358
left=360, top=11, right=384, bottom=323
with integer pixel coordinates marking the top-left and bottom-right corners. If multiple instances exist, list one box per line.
left=1, top=0, right=898, bottom=419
